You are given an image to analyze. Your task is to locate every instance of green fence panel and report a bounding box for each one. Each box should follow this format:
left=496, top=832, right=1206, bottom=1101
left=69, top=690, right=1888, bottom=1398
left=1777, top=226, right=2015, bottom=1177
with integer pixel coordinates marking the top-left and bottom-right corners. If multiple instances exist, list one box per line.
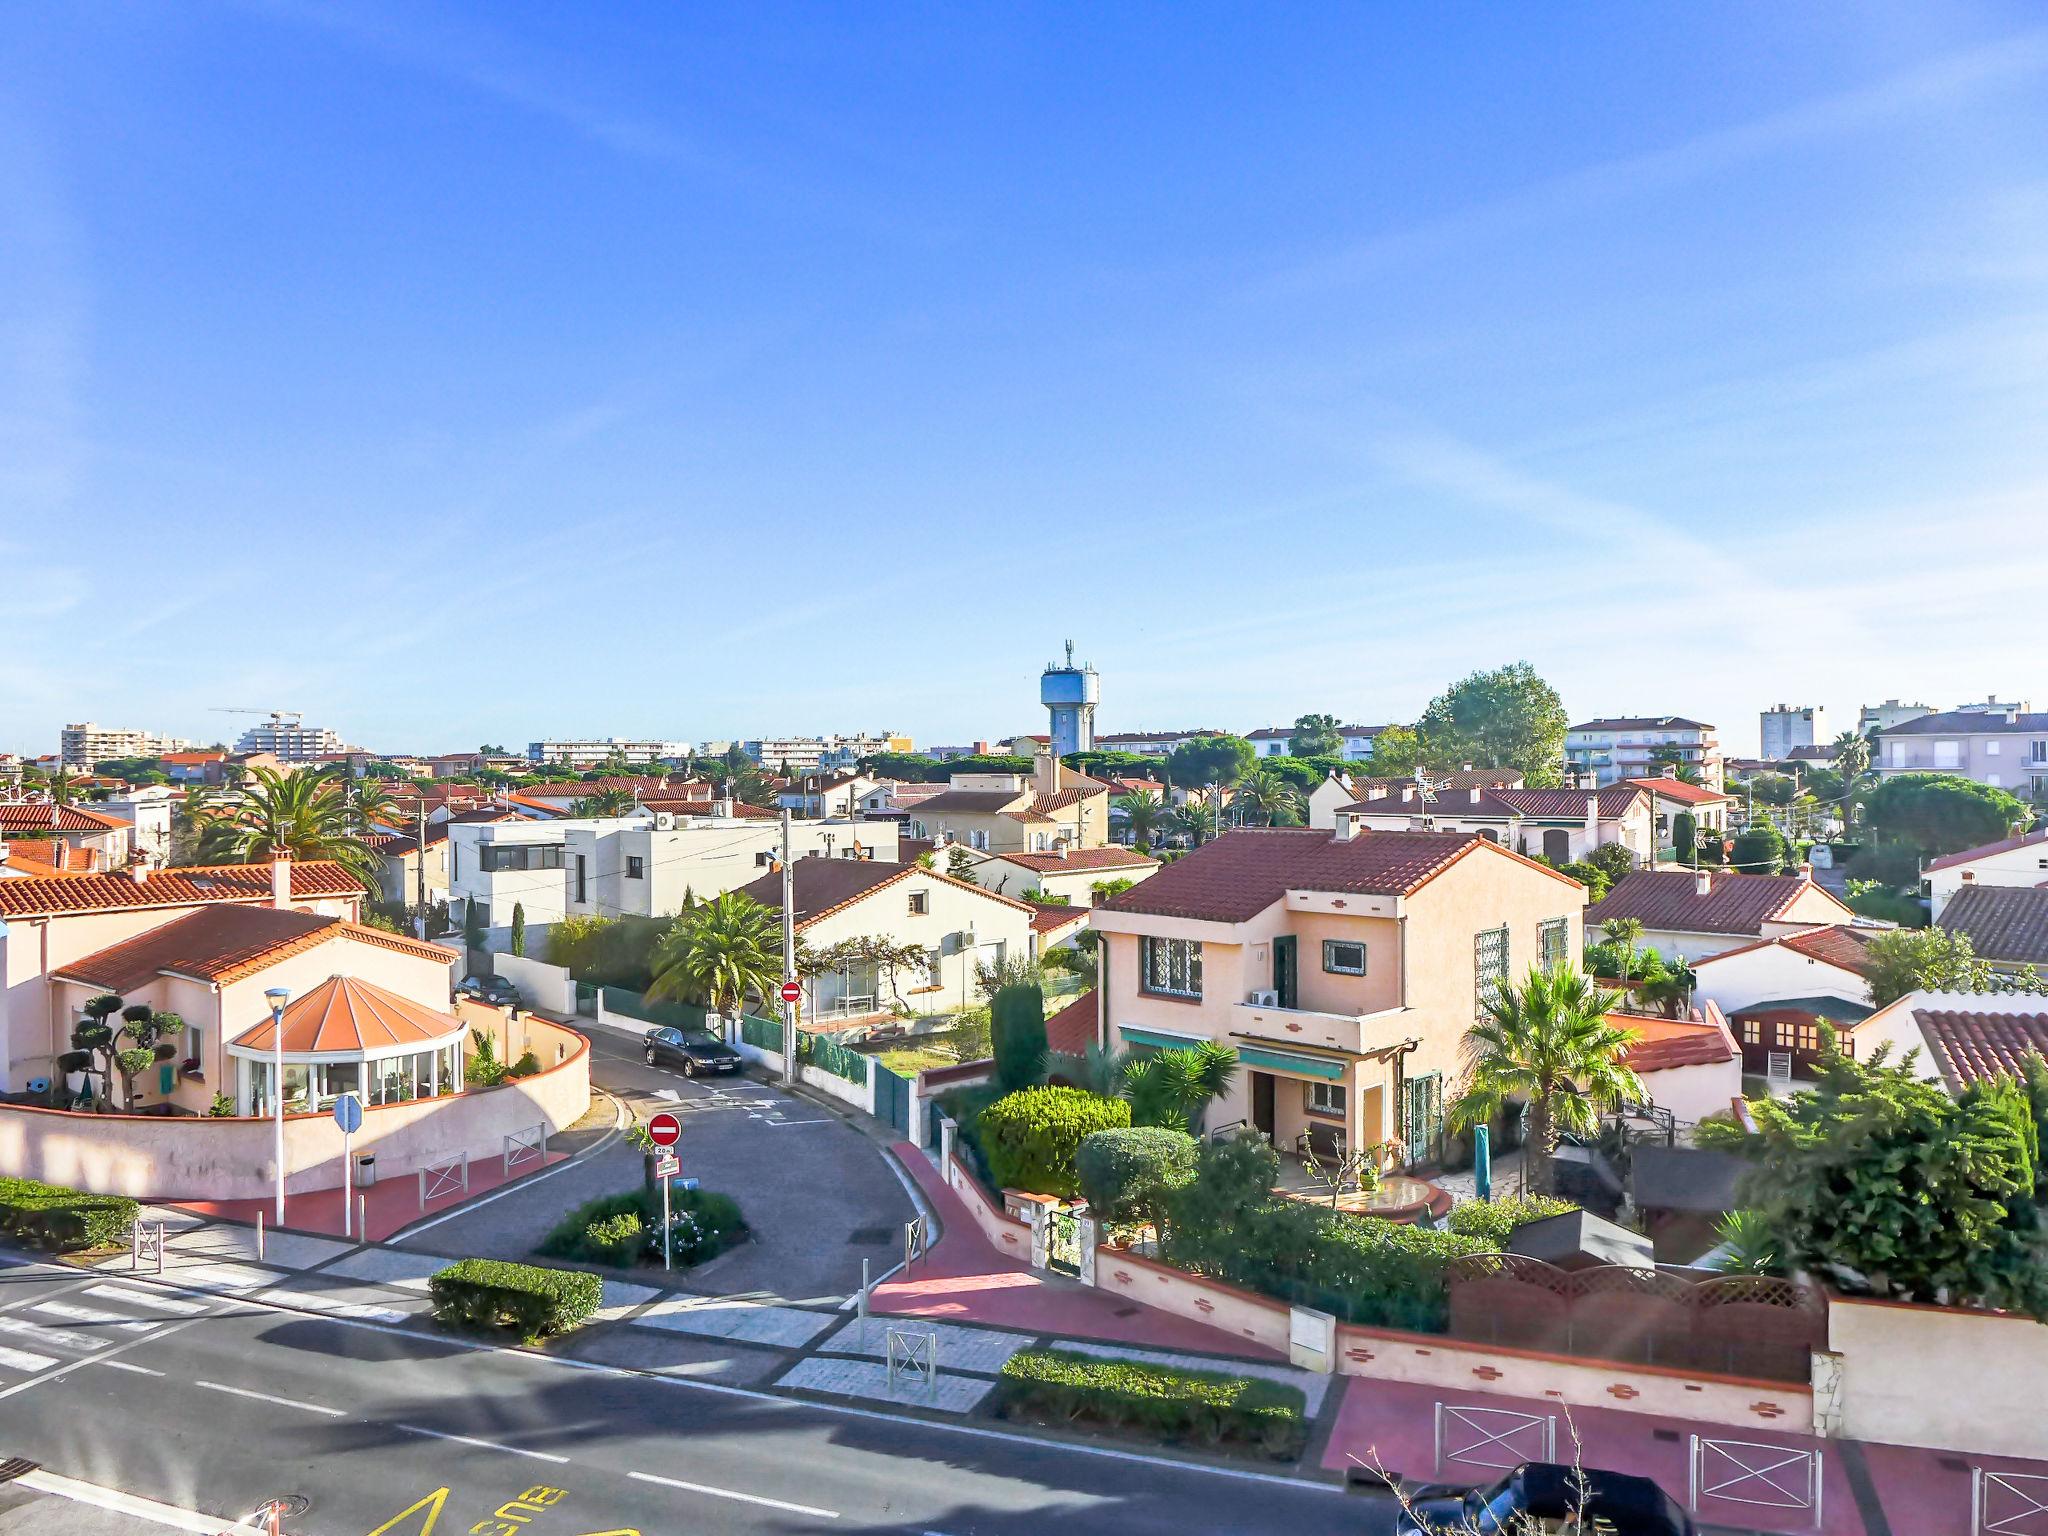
left=740, top=1014, right=784, bottom=1054
left=806, top=1037, right=869, bottom=1085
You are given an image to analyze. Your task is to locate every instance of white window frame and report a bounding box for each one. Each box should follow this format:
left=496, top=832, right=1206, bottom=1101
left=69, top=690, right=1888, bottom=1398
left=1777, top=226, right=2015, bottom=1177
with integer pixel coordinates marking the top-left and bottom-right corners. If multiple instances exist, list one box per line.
left=1306, top=1080, right=1345, bottom=1117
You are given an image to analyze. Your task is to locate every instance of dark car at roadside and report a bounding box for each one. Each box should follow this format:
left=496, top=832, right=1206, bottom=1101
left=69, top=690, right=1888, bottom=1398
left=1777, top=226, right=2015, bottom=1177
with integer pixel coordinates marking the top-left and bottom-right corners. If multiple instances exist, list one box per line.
left=643, top=1027, right=745, bottom=1077
left=1392, top=1462, right=1696, bottom=1535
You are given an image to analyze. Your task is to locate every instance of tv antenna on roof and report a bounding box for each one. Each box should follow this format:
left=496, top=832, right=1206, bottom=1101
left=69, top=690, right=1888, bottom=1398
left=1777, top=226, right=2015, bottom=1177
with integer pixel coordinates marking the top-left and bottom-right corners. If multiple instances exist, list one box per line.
left=1412, top=766, right=1449, bottom=831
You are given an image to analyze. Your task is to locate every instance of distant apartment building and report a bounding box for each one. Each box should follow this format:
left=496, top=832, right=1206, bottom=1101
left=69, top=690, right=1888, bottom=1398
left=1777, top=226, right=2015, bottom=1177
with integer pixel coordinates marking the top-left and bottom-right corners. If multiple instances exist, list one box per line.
left=1858, top=699, right=1934, bottom=734
left=1955, top=695, right=2031, bottom=716
left=232, top=714, right=350, bottom=761
left=743, top=734, right=909, bottom=773
left=1245, top=724, right=1391, bottom=761
left=526, top=739, right=692, bottom=770
left=1092, top=729, right=1223, bottom=758
left=60, top=723, right=194, bottom=768
left=1564, top=716, right=1723, bottom=790
left=1759, top=705, right=1825, bottom=762
left=1874, top=708, right=2048, bottom=798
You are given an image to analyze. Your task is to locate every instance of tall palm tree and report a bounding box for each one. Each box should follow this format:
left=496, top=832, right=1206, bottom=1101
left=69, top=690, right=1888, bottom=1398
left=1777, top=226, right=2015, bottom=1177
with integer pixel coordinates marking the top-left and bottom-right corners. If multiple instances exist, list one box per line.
left=192, top=766, right=380, bottom=889
left=1450, top=967, right=1639, bottom=1196
left=1115, top=790, right=1165, bottom=853
left=1831, top=730, right=1871, bottom=831
left=648, top=892, right=782, bottom=1016
left=1233, top=768, right=1305, bottom=827
left=1170, top=793, right=1217, bottom=848
left=1600, top=916, right=1645, bottom=991
left=573, top=786, right=638, bottom=817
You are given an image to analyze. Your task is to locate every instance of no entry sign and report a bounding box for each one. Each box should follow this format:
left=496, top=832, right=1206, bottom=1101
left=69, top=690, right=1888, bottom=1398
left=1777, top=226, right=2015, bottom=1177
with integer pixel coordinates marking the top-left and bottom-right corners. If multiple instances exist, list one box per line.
left=647, top=1111, right=682, bottom=1147
left=779, top=980, right=803, bottom=1004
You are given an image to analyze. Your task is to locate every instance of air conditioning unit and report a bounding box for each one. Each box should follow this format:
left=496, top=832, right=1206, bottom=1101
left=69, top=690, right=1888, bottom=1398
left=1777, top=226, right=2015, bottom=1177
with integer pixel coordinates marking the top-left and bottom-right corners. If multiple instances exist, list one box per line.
left=1248, top=989, right=1280, bottom=1008
left=653, top=812, right=674, bottom=830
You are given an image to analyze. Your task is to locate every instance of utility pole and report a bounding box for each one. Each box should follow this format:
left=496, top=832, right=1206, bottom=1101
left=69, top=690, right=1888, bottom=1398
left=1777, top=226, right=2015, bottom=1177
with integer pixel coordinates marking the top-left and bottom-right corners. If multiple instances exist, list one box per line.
left=415, top=803, right=428, bottom=939
left=780, top=807, right=797, bottom=1089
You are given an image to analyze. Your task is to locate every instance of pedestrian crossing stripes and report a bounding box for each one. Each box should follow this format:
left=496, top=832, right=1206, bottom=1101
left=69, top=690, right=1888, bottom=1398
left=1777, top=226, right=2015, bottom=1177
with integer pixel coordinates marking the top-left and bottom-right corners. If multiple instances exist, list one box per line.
left=0, top=1346, right=57, bottom=1373
left=31, top=1301, right=155, bottom=1332
left=83, top=1284, right=203, bottom=1314
left=254, top=1288, right=410, bottom=1325
left=0, top=1315, right=100, bottom=1352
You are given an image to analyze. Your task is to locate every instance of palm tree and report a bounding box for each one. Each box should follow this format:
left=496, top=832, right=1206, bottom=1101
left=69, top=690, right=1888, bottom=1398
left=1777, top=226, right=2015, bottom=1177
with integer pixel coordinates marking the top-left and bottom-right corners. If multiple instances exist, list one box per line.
left=1124, top=1042, right=1240, bottom=1133
left=1449, top=966, right=1639, bottom=1196
left=1045, top=1041, right=1132, bottom=1096
left=1170, top=793, right=1217, bottom=848
left=1831, top=730, right=1871, bottom=831
left=1233, top=768, right=1304, bottom=827
left=648, top=892, right=782, bottom=1016
left=192, top=766, right=380, bottom=889
left=572, top=787, right=638, bottom=817
left=1115, top=790, right=1165, bottom=853
left=1712, top=1210, right=1783, bottom=1275
left=1600, top=916, right=1645, bottom=992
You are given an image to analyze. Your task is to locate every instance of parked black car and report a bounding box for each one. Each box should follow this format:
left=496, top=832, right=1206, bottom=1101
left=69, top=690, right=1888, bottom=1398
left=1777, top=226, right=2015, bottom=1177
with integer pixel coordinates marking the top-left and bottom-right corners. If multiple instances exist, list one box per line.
left=643, top=1027, right=744, bottom=1077
left=454, top=974, right=521, bottom=1008
left=1393, top=1463, right=1696, bottom=1535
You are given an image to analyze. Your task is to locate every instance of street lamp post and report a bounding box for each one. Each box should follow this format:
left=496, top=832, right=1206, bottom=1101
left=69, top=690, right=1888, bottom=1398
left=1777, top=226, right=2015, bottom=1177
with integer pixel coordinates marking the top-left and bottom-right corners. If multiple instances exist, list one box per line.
left=264, top=986, right=290, bottom=1225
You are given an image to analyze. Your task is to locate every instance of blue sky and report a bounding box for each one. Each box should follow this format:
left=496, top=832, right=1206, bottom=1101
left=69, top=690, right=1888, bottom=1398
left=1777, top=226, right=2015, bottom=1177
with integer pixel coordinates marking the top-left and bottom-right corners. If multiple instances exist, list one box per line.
left=4, top=3, right=2046, bottom=757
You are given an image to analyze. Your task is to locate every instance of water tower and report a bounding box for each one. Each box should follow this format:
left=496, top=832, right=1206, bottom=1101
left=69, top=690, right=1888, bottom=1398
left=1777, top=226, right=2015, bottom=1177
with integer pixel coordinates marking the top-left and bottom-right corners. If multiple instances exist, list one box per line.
left=1041, top=640, right=1099, bottom=758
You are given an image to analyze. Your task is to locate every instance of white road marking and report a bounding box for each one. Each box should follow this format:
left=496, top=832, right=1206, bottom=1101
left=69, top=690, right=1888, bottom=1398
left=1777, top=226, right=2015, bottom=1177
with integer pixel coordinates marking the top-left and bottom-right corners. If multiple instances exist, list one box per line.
left=33, top=1301, right=155, bottom=1331
left=86, top=1283, right=203, bottom=1313
left=0, top=1344, right=58, bottom=1372
left=95, top=1358, right=164, bottom=1376
left=195, top=1379, right=345, bottom=1416
left=18, top=1468, right=268, bottom=1535
left=0, top=1314, right=99, bottom=1352
left=628, top=1470, right=839, bottom=1519
left=396, top=1423, right=570, bottom=1463
left=255, top=1288, right=409, bottom=1323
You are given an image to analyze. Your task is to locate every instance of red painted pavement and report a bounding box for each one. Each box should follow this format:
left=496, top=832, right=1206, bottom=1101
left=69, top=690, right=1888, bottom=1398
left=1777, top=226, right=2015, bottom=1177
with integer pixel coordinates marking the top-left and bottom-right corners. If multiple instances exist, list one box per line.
left=171, top=1150, right=570, bottom=1243
left=876, top=1143, right=1282, bottom=1359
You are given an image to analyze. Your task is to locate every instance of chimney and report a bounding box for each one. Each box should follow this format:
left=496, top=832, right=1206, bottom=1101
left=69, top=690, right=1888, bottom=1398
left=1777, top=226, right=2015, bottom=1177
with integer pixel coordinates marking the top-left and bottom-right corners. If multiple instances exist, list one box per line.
left=1401, top=786, right=1414, bottom=803
left=1798, top=860, right=1813, bottom=880
left=1693, top=867, right=1712, bottom=897
left=1584, top=794, right=1600, bottom=842
left=271, top=853, right=292, bottom=909
left=1469, top=788, right=1482, bottom=804
left=129, top=850, right=153, bottom=885
left=1334, top=814, right=1361, bottom=842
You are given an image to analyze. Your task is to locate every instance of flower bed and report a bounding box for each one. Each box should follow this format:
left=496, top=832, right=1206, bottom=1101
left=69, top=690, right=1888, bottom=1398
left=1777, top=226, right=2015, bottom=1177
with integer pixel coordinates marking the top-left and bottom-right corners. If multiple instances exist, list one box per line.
left=537, top=1187, right=747, bottom=1269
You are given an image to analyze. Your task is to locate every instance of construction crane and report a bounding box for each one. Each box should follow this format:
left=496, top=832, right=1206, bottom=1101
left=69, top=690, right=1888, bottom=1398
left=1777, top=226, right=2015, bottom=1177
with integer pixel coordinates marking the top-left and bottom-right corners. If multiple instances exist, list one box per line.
left=210, top=708, right=303, bottom=727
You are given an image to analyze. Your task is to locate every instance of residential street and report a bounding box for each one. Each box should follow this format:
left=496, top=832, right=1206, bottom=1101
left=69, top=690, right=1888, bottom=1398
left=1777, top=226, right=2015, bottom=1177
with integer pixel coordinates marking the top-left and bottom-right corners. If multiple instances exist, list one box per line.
left=0, top=1254, right=1376, bottom=1536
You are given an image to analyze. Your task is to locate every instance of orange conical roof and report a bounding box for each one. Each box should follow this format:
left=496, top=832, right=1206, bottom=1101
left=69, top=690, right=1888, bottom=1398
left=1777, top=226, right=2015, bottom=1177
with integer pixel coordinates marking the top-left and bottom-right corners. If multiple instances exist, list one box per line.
left=231, top=975, right=465, bottom=1055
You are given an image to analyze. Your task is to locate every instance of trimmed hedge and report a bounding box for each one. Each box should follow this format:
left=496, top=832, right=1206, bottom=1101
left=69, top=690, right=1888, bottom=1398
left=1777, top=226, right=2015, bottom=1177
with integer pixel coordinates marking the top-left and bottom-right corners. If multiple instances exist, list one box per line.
left=996, top=1348, right=1305, bottom=1459
left=0, top=1177, right=138, bottom=1252
left=428, top=1258, right=601, bottom=1340
left=1076, top=1126, right=1197, bottom=1222
left=978, top=1086, right=1130, bottom=1199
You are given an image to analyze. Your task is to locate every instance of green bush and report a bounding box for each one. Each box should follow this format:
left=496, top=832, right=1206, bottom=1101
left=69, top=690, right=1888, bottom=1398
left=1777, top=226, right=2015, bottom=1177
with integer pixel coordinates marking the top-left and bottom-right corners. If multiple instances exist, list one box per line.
left=996, top=1348, right=1306, bottom=1459
left=1731, top=822, right=1787, bottom=874
left=537, top=1186, right=748, bottom=1268
left=1444, top=1194, right=1578, bottom=1248
left=1076, top=1126, right=1198, bottom=1223
left=508, top=1050, right=543, bottom=1078
left=978, top=1086, right=1131, bottom=1197
left=0, top=1177, right=138, bottom=1251
left=427, top=1258, right=601, bottom=1340
left=991, top=982, right=1048, bottom=1091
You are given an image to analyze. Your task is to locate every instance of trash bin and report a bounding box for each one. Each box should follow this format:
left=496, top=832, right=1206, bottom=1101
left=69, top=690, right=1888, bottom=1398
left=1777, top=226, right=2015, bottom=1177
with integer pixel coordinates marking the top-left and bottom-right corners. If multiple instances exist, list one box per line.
left=356, top=1153, right=377, bottom=1187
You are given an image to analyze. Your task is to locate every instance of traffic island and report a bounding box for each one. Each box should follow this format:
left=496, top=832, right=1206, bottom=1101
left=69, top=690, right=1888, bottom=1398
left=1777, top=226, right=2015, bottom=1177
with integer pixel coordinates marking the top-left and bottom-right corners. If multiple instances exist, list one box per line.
left=536, top=1185, right=749, bottom=1272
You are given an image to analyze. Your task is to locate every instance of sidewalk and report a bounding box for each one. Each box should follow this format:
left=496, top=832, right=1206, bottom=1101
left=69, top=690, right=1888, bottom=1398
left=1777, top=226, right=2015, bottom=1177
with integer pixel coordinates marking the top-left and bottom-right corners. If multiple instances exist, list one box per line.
left=170, top=1148, right=571, bottom=1243
left=872, top=1142, right=1284, bottom=1359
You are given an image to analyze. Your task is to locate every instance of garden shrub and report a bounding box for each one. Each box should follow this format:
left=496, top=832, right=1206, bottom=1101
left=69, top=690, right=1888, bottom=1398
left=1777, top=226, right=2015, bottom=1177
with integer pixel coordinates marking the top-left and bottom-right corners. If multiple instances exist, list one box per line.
left=1444, top=1194, right=1578, bottom=1248
left=537, top=1187, right=748, bottom=1268
left=995, top=1348, right=1306, bottom=1459
left=428, top=1258, right=602, bottom=1340
left=978, top=1086, right=1130, bottom=1198
left=1076, top=1126, right=1198, bottom=1223
left=508, top=1050, right=543, bottom=1078
left=0, top=1178, right=137, bottom=1251
left=991, top=982, right=1048, bottom=1091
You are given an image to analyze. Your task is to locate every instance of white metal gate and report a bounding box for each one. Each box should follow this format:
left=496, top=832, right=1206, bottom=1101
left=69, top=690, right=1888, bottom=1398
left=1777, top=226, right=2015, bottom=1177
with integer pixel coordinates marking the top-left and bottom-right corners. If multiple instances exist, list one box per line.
left=885, top=1325, right=938, bottom=1399
left=1689, top=1435, right=1823, bottom=1531
left=1433, top=1403, right=1556, bottom=1473
left=418, top=1152, right=469, bottom=1208
left=1977, top=1469, right=2048, bottom=1535
left=503, top=1124, right=547, bottom=1178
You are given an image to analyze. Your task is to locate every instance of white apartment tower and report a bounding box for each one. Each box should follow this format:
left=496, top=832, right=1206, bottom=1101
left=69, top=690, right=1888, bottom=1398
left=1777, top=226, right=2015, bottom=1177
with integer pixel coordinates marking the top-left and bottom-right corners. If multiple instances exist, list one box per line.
left=1760, top=704, right=1825, bottom=762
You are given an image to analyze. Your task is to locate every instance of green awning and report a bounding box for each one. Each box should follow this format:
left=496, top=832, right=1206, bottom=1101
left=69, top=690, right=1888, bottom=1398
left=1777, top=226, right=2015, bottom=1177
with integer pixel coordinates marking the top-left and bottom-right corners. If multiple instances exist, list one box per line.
left=1235, top=1045, right=1346, bottom=1081
left=1119, top=1025, right=1211, bottom=1052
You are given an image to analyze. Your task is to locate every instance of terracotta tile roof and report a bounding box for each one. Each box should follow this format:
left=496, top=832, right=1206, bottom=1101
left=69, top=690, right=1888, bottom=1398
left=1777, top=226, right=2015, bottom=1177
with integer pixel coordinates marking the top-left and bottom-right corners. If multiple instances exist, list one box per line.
left=1937, top=885, right=2048, bottom=966
left=734, top=858, right=1033, bottom=930
left=1586, top=870, right=1831, bottom=937
left=1032, top=786, right=1107, bottom=814
left=1027, top=902, right=1088, bottom=935
left=0, top=803, right=132, bottom=833
left=1044, top=990, right=1099, bottom=1057
left=231, top=975, right=465, bottom=1055
left=512, top=776, right=699, bottom=800
left=0, top=839, right=95, bottom=876
left=53, top=906, right=344, bottom=992
left=1623, top=776, right=1732, bottom=806
left=1775, top=924, right=1880, bottom=974
left=0, top=861, right=363, bottom=920
left=337, top=923, right=461, bottom=967
left=158, top=751, right=224, bottom=766
left=1925, top=826, right=2048, bottom=873
left=1000, top=808, right=1057, bottom=826
left=1099, top=827, right=1527, bottom=924
left=1910, top=1007, right=2048, bottom=1090
left=1614, top=1012, right=1738, bottom=1073
left=984, top=847, right=1158, bottom=874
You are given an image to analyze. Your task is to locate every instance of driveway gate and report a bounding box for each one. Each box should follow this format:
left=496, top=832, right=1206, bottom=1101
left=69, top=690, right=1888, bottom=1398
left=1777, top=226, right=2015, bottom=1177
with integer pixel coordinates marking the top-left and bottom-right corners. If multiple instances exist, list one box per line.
left=1689, top=1435, right=1823, bottom=1531
left=873, top=1062, right=910, bottom=1135
left=1977, top=1469, right=2048, bottom=1535
left=1046, top=1204, right=1081, bottom=1276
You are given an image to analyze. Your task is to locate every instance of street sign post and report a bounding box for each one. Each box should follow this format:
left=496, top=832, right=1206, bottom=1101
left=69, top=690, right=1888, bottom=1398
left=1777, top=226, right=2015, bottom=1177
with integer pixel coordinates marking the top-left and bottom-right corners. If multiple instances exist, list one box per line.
left=655, top=1150, right=680, bottom=1270
left=779, top=979, right=802, bottom=1004
left=647, top=1111, right=682, bottom=1147
left=333, top=1093, right=364, bottom=1238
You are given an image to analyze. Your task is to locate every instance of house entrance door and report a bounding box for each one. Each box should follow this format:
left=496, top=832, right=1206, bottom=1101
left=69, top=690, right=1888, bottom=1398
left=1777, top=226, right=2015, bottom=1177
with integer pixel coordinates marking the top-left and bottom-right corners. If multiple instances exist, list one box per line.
left=1252, top=1073, right=1276, bottom=1141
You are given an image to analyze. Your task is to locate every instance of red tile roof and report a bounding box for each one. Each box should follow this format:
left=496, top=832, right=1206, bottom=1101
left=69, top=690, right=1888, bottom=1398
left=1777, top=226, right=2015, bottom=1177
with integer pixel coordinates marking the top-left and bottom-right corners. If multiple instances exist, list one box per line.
left=1937, top=885, right=2048, bottom=966
left=912, top=789, right=1028, bottom=815
left=1910, top=1008, right=2048, bottom=1090
left=1044, top=991, right=1099, bottom=1056
left=1100, top=827, right=1573, bottom=925
left=0, top=803, right=132, bottom=833
left=0, top=861, right=363, bottom=920
left=1775, top=924, right=1880, bottom=974
left=986, top=847, right=1157, bottom=874
left=0, top=839, right=95, bottom=876
left=1613, top=1010, right=1737, bottom=1073
left=734, top=859, right=1035, bottom=931
left=1027, top=902, right=1088, bottom=935
left=231, top=975, right=465, bottom=1055
left=1585, top=870, right=1844, bottom=937
left=1924, top=826, right=2048, bottom=873
left=1622, top=776, right=1732, bottom=807
left=47, top=906, right=454, bottom=993
left=512, top=776, right=700, bottom=800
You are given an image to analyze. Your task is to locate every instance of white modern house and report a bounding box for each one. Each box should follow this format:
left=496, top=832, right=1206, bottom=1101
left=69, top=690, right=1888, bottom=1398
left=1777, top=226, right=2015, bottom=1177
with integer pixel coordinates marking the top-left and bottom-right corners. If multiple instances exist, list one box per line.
left=1923, top=828, right=2048, bottom=921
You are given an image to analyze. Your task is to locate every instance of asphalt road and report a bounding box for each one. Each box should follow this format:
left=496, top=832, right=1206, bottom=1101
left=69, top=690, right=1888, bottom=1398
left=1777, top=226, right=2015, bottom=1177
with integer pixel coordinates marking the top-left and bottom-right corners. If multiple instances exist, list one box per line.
left=0, top=1254, right=1391, bottom=1536
left=401, top=1026, right=920, bottom=1304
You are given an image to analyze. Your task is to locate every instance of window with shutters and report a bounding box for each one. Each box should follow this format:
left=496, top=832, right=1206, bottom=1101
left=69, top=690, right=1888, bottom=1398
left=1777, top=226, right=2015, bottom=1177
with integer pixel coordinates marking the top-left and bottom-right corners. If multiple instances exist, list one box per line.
left=1140, top=936, right=1203, bottom=1000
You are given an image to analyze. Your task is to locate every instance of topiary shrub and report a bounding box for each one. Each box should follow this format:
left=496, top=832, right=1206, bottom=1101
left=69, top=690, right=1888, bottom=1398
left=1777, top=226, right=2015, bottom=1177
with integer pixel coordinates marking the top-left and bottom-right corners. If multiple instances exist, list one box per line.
left=978, top=1086, right=1130, bottom=1198
left=427, top=1258, right=601, bottom=1340
left=1444, top=1194, right=1578, bottom=1249
left=1077, top=1126, right=1198, bottom=1225
left=991, top=982, right=1048, bottom=1091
